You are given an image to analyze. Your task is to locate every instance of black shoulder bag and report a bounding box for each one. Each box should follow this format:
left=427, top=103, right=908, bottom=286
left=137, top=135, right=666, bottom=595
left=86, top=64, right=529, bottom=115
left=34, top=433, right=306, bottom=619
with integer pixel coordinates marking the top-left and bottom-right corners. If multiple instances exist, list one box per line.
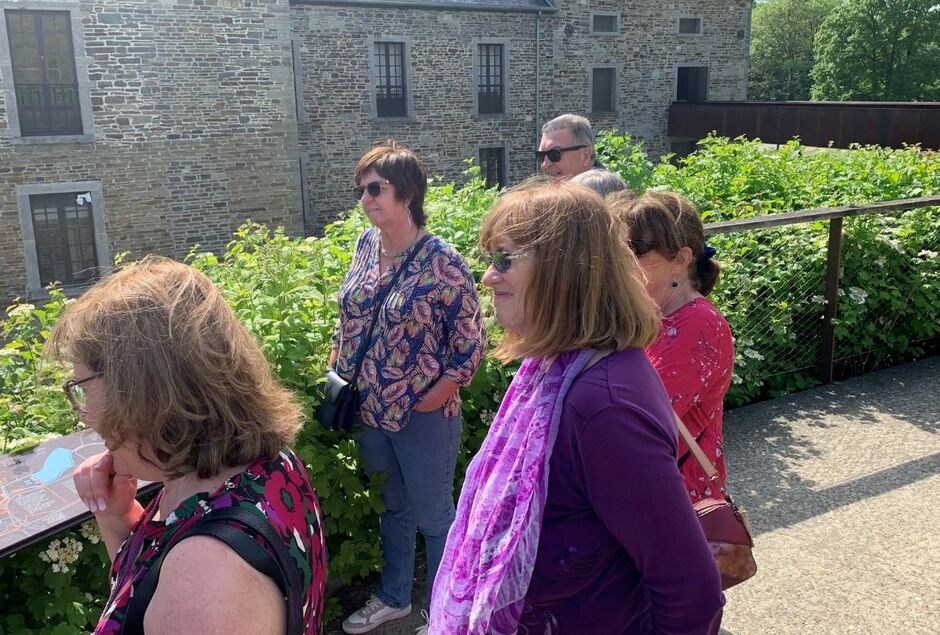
left=120, top=506, right=304, bottom=635
left=316, top=234, right=431, bottom=432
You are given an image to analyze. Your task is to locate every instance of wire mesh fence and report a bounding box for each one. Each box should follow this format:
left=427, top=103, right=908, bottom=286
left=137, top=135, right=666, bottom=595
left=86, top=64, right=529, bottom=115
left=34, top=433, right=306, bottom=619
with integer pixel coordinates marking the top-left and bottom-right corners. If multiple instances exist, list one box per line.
left=706, top=200, right=940, bottom=407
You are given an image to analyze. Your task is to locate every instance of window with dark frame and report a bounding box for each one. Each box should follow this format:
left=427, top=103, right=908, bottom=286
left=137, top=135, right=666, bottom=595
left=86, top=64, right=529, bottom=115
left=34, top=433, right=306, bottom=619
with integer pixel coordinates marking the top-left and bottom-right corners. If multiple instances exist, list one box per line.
left=4, top=9, right=82, bottom=136
left=592, top=14, right=618, bottom=34
left=678, top=17, right=702, bottom=34
left=676, top=66, right=708, bottom=102
left=477, top=43, right=504, bottom=115
left=592, top=67, right=616, bottom=113
left=375, top=41, right=407, bottom=117
left=479, top=147, right=506, bottom=189
left=29, top=192, right=99, bottom=286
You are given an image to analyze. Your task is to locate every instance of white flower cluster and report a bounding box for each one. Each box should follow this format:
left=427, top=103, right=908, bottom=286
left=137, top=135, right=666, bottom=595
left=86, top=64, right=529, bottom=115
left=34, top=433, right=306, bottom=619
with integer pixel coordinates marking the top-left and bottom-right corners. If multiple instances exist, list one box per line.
left=38, top=536, right=83, bottom=573
left=848, top=287, right=868, bottom=305
left=479, top=409, right=497, bottom=426
left=79, top=520, right=102, bottom=544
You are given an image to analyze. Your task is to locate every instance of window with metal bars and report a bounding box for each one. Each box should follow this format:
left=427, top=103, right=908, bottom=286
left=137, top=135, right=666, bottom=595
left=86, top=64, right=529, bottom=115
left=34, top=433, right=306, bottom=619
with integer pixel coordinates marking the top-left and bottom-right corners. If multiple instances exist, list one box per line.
left=477, top=44, right=504, bottom=115
left=29, top=192, right=99, bottom=286
left=479, top=147, right=506, bottom=188
left=375, top=41, right=407, bottom=117
left=4, top=9, right=82, bottom=136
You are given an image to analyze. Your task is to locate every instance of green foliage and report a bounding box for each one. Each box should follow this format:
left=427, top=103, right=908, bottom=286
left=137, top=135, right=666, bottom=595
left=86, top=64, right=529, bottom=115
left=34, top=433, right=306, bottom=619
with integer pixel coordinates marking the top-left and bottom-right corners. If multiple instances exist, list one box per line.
left=748, top=0, right=840, bottom=101
left=1, top=136, right=938, bottom=632
left=811, top=0, right=940, bottom=101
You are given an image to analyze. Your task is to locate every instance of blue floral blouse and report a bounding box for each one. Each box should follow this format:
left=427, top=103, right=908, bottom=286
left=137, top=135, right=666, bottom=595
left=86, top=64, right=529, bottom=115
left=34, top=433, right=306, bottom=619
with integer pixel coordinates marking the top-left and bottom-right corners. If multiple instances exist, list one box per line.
left=332, top=228, right=485, bottom=432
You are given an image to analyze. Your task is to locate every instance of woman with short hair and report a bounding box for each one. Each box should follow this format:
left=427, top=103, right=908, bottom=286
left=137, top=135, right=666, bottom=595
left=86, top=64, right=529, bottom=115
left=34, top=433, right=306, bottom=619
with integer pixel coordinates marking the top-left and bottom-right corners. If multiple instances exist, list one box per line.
left=333, top=141, right=485, bottom=634
left=431, top=179, right=723, bottom=634
left=59, top=257, right=326, bottom=635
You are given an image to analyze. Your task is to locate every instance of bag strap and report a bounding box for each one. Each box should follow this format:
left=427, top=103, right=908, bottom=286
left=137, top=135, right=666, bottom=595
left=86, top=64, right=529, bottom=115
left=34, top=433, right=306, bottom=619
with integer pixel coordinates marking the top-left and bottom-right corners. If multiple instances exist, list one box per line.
left=345, top=233, right=431, bottom=387
left=121, top=506, right=304, bottom=635
left=673, top=411, right=720, bottom=483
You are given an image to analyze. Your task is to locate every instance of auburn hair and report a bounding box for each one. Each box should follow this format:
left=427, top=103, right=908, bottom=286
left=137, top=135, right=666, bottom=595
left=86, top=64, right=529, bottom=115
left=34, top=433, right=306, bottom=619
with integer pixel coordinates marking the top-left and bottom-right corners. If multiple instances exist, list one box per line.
left=355, top=140, right=429, bottom=226
left=46, top=257, right=301, bottom=479
left=615, top=191, right=721, bottom=295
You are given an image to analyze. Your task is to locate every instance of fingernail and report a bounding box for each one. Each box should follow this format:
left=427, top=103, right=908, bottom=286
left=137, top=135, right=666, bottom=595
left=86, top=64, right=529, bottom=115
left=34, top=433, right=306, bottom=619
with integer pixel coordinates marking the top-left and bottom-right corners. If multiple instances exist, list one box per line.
left=88, top=499, right=98, bottom=513
left=97, top=497, right=107, bottom=512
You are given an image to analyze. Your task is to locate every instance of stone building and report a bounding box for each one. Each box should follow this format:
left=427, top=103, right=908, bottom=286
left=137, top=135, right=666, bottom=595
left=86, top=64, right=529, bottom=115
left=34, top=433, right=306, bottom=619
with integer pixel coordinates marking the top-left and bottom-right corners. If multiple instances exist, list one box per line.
left=0, top=0, right=750, bottom=304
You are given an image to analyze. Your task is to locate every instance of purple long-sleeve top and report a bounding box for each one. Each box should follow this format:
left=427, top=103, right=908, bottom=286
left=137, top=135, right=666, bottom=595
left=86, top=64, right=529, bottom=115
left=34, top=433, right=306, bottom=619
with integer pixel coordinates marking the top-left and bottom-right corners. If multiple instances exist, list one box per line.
left=522, top=347, right=724, bottom=634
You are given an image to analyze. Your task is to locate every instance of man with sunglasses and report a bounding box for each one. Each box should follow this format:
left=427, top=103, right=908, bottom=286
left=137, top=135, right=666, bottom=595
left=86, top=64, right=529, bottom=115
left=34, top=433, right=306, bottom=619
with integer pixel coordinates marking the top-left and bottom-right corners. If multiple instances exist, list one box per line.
left=537, top=113, right=600, bottom=179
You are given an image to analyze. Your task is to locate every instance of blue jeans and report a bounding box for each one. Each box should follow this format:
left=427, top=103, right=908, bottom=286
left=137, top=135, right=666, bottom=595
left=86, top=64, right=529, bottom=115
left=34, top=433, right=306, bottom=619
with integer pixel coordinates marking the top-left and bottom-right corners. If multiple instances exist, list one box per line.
left=355, top=408, right=462, bottom=608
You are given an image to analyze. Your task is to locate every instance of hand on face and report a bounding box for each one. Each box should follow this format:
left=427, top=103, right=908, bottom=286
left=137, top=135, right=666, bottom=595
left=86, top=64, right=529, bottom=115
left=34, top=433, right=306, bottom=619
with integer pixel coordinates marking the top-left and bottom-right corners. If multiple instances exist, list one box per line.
left=73, top=451, right=139, bottom=518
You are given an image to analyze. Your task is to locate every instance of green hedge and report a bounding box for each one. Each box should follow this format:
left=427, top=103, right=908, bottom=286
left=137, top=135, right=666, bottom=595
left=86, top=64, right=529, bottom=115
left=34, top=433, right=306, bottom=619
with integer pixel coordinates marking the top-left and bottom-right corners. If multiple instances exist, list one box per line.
left=1, top=136, right=938, bottom=632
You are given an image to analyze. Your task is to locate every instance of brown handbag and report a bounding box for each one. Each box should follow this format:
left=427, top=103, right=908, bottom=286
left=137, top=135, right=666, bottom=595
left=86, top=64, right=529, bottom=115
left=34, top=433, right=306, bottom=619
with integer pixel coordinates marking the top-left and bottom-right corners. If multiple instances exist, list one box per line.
left=675, top=413, right=757, bottom=590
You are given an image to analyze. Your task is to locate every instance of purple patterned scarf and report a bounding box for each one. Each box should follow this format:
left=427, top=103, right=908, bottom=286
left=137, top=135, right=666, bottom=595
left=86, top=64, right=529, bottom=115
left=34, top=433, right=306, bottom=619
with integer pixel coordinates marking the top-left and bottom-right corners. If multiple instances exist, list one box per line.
left=429, top=349, right=594, bottom=634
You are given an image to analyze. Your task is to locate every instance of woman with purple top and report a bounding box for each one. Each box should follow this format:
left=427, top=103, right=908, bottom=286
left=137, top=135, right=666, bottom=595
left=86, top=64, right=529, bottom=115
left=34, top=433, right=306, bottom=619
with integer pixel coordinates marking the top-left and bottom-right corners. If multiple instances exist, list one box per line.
left=430, top=179, right=723, bottom=634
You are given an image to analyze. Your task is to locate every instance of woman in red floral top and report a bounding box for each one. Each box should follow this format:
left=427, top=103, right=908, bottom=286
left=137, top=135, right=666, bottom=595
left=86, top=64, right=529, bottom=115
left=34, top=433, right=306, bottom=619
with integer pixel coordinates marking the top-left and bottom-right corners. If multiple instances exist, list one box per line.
left=617, top=192, right=735, bottom=502
left=55, top=258, right=326, bottom=635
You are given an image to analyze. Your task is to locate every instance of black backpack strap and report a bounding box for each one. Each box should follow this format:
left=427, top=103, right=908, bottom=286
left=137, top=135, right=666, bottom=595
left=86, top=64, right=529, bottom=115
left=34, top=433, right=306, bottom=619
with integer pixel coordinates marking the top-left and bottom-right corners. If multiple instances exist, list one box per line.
left=121, top=506, right=304, bottom=635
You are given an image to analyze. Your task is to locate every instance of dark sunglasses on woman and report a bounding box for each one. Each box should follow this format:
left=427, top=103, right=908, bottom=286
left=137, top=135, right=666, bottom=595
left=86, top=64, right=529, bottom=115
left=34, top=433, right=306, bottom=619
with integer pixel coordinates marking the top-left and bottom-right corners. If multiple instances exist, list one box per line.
left=353, top=178, right=391, bottom=200
left=534, top=145, right=588, bottom=163
left=484, top=249, right=531, bottom=274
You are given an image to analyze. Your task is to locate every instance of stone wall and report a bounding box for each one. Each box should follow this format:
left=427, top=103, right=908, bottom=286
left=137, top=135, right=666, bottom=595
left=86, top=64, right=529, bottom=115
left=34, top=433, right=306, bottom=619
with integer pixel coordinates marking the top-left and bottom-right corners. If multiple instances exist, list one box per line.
left=0, top=0, right=301, bottom=303
left=293, top=0, right=751, bottom=230
left=291, top=4, right=551, bottom=232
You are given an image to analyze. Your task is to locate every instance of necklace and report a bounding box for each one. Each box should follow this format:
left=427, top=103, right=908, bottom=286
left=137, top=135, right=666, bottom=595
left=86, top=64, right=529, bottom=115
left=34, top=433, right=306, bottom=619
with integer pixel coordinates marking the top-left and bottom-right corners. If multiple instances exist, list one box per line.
left=379, top=226, right=422, bottom=259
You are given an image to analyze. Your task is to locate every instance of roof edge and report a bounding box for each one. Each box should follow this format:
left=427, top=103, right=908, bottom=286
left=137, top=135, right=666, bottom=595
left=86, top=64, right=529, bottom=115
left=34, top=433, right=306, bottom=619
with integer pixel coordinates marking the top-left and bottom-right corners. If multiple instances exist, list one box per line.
left=290, top=0, right=557, bottom=14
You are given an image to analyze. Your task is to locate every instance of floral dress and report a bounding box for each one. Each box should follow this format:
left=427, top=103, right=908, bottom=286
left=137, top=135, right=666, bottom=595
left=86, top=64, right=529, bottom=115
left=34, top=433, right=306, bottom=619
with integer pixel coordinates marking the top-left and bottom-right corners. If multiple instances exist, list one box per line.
left=333, top=228, right=485, bottom=432
left=93, top=448, right=326, bottom=634
left=646, top=297, right=735, bottom=502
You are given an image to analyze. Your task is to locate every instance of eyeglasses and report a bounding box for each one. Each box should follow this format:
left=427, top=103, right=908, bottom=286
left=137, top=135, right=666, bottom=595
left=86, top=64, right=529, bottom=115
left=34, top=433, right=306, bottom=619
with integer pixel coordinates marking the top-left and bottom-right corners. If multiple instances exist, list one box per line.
left=627, top=239, right=660, bottom=257
left=484, top=249, right=531, bottom=274
left=353, top=179, right=391, bottom=200
left=63, top=373, right=102, bottom=413
left=535, top=145, right=588, bottom=163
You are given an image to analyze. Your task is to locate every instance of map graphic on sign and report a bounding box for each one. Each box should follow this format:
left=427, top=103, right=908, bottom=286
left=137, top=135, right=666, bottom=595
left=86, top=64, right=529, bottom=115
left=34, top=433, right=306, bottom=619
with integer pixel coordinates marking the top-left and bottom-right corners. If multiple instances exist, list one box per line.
left=0, top=428, right=106, bottom=558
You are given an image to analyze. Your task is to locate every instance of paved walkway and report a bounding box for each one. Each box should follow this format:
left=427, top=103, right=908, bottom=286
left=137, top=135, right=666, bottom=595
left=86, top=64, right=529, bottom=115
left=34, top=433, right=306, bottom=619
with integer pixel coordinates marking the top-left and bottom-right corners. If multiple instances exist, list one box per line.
left=326, top=357, right=940, bottom=634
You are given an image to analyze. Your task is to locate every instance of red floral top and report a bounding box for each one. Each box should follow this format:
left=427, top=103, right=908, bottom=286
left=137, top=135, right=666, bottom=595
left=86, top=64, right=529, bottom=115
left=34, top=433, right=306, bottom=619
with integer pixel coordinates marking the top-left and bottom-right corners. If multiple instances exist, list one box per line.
left=93, top=449, right=326, bottom=634
left=646, top=298, right=735, bottom=502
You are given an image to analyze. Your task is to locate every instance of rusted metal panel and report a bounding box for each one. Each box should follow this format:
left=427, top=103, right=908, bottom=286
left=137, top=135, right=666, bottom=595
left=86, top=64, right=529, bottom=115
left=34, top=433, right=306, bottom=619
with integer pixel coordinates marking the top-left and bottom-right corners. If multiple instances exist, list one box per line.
left=668, top=102, right=940, bottom=149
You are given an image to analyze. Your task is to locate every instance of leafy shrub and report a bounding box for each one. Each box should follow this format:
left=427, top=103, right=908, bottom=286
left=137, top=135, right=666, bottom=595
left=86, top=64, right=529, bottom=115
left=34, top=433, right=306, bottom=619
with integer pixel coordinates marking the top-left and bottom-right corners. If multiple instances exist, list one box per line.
left=1, top=138, right=937, bottom=633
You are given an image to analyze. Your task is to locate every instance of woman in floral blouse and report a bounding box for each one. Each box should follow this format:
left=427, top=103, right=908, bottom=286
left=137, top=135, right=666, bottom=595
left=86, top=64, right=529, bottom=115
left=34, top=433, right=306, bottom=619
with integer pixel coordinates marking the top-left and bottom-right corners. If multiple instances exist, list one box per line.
left=332, top=141, right=485, bottom=634
left=616, top=192, right=735, bottom=503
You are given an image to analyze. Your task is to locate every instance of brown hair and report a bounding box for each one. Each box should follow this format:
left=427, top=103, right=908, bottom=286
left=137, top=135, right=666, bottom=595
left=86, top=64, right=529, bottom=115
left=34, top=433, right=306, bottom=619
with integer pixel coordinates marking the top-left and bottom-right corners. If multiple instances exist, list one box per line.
left=615, top=191, right=721, bottom=296
left=46, top=257, right=302, bottom=479
left=355, top=140, right=429, bottom=226
left=480, top=177, right=660, bottom=362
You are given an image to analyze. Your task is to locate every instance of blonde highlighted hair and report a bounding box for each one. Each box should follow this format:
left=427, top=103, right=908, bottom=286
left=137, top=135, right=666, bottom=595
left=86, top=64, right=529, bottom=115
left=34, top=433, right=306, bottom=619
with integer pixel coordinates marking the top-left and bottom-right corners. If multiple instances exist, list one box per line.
left=46, top=257, right=301, bottom=479
left=480, top=178, right=660, bottom=362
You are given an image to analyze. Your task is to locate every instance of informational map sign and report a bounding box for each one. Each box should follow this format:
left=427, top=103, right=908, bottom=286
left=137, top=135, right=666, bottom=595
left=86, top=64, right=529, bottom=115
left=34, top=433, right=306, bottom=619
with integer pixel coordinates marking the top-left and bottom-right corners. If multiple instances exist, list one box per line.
left=0, top=429, right=157, bottom=558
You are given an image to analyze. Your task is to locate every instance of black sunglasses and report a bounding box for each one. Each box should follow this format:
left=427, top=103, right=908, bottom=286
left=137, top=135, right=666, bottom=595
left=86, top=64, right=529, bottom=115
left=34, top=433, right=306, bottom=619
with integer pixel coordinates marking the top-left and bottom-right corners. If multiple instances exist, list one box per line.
left=484, top=249, right=530, bottom=274
left=353, top=179, right=391, bottom=201
left=62, top=372, right=102, bottom=412
left=627, top=239, right=660, bottom=257
left=535, top=145, right=588, bottom=163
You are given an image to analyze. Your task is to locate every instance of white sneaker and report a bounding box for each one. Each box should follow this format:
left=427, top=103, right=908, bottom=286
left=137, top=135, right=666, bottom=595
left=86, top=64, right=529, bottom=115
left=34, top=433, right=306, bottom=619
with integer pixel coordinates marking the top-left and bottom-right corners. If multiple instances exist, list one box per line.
left=342, top=596, right=412, bottom=634
left=415, top=609, right=430, bottom=634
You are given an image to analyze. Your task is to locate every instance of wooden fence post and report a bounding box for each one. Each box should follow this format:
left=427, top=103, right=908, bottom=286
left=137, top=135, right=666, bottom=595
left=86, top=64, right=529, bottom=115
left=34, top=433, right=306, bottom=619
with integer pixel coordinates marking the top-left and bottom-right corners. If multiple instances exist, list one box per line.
left=819, top=217, right=844, bottom=384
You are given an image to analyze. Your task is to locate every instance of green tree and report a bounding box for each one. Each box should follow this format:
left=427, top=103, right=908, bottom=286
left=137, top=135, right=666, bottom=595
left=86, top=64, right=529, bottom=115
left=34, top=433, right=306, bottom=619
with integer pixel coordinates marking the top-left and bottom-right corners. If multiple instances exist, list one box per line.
left=811, top=0, right=940, bottom=101
left=748, top=0, right=841, bottom=101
